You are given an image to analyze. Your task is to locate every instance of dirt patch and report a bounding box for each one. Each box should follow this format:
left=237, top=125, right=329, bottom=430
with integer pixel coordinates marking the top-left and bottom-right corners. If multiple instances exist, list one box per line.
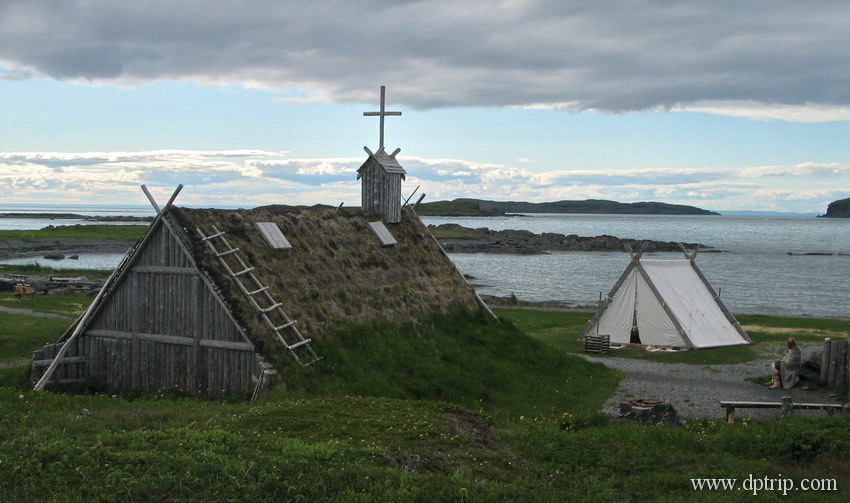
left=444, top=410, right=497, bottom=450
left=742, top=325, right=849, bottom=338
left=381, top=447, right=439, bottom=473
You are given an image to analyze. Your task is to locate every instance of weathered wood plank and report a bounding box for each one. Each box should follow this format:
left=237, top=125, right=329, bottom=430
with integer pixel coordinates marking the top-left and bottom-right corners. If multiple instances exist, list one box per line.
left=254, top=222, right=292, bottom=249
left=32, top=356, right=86, bottom=367
left=84, top=329, right=255, bottom=352
left=820, top=338, right=832, bottom=384
left=131, top=266, right=198, bottom=275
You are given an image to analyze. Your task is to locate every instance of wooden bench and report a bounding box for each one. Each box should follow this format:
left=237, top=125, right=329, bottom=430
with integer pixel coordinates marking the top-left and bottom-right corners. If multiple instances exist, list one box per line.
left=720, top=397, right=848, bottom=423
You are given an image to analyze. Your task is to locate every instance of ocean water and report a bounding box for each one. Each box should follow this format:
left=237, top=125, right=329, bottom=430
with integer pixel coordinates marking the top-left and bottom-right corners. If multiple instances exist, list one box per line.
left=0, top=204, right=156, bottom=230
left=2, top=206, right=848, bottom=317
left=421, top=214, right=850, bottom=318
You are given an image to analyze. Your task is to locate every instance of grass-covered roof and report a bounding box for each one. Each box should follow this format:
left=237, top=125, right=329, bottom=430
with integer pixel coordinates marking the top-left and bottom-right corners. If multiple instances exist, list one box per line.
left=170, top=205, right=481, bottom=355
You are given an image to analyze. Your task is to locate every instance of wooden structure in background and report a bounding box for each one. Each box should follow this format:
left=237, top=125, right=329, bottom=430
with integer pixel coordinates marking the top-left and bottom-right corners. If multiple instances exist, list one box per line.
left=358, top=148, right=406, bottom=224
left=32, top=186, right=280, bottom=398
left=31, top=87, right=495, bottom=399
left=32, top=182, right=488, bottom=398
left=359, top=86, right=406, bottom=224
left=820, top=338, right=849, bottom=395
left=583, top=333, right=610, bottom=353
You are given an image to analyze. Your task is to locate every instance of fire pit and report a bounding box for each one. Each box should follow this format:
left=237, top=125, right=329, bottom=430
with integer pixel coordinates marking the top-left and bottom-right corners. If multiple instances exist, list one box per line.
left=619, top=398, right=682, bottom=425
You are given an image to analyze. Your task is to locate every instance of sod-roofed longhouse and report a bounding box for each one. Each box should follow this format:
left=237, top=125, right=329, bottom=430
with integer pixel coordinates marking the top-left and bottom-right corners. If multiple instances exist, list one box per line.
left=31, top=203, right=483, bottom=398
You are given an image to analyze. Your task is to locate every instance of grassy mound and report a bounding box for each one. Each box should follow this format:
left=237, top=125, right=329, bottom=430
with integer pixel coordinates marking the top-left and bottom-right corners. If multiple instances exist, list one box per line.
left=275, top=309, right=620, bottom=420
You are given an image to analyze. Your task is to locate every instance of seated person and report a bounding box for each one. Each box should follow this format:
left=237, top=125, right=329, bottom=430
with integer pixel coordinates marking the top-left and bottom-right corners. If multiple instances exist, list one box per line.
left=768, top=338, right=801, bottom=389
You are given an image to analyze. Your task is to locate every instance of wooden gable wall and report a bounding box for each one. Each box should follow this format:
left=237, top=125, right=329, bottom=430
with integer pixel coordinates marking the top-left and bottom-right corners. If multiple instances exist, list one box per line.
left=32, top=220, right=270, bottom=397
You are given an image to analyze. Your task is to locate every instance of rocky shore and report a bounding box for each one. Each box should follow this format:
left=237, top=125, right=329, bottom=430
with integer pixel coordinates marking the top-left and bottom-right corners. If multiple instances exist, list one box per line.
left=0, top=239, right=134, bottom=261
left=0, top=223, right=710, bottom=261
left=0, top=213, right=153, bottom=222
left=431, top=223, right=710, bottom=254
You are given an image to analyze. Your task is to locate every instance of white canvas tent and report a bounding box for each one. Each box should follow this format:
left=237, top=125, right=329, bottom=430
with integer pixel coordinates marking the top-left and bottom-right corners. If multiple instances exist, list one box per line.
left=586, top=247, right=750, bottom=349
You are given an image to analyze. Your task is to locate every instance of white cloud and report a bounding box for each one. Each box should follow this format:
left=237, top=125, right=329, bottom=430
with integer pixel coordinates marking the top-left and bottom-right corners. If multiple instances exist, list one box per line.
left=676, top=101, right=850, bottom=123
left=1, top=150, right=848, bottom=212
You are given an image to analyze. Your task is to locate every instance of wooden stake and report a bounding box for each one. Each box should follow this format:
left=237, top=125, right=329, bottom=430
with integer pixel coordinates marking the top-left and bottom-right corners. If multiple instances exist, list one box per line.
left=781, top=396, right=793, bottom=417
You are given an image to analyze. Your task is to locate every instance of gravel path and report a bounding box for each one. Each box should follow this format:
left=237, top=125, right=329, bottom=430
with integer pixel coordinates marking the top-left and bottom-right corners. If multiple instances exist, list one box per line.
left=581, top=345, right=846, bottom=421
left=0, top=306, right=72, bottom=319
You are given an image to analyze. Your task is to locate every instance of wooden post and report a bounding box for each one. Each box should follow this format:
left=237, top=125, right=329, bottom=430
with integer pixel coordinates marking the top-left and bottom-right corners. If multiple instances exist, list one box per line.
left=781, top=396, right=793, bottom=417
left=595, top=291, right=602, bottom=334
left=725, top=405, right=735, bottom=424
left=820, top=338, right=832, bottom=385
left=835, top=340, right=847, bottom=387
left=828, top=340, right=839, bottom=387
left=844, top=339, right=850, bottom=398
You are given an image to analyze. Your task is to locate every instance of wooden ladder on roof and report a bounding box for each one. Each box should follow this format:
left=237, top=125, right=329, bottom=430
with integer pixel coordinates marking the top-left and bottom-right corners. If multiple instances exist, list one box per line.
left=196, top=224, right=321, bottom=367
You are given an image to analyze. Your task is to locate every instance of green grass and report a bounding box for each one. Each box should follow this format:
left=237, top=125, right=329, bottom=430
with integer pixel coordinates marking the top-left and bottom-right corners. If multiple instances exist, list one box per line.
left=738, top=314, right=850, bottom=343
left=0, top=264, right=114, bottom=280
left=496, top=308, right=850, bottom=365
left=0, top=312, right=71, bottom=362
left=1, top=306, right=849, bottom=500
left=1, top=381, right=847, bottom=501
left=278, top=309, right=621, bottom=421
left=502, top=415, right=850, bottom=501
left=0, top=224, right=147, bottom=242
left=0, top=292, right=94, bottom=317
left=426, top=225, right=488, bottom=240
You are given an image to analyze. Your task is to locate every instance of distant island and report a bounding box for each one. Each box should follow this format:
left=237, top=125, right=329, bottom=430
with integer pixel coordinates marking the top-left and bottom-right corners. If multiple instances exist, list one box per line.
left=0, top=212, right=153, bottom=222
left=822, top=197, right=850, bottom=218
left=415, top=198, right=719, bottom=216
left=429, top=223, right=710, bottom=254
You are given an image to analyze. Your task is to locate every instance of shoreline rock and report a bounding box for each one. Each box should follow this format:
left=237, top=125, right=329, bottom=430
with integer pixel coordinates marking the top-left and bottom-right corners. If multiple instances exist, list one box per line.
left=0, top=212, right=153, bottom=222
left=431, top=224, right=710, bottom=254
left=0, top=239, right=133, bottom=261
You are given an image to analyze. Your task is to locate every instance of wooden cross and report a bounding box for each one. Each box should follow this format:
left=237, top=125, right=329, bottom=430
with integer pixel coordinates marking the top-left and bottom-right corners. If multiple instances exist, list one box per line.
left=363, top=85, right=401, bottom=151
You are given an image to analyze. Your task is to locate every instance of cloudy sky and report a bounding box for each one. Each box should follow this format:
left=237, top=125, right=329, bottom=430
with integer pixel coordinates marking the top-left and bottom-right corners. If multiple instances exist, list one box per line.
left=2, top=0, right=849, bottom=213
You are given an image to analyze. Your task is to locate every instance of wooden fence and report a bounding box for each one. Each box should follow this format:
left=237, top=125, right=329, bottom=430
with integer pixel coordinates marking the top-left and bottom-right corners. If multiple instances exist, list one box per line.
left=819, top=338, right=849, bottom=396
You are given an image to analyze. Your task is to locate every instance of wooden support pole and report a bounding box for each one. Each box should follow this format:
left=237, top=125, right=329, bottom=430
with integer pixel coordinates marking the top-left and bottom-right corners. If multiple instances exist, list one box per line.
left=820, top=338, right=832, bottom=384
left=835, top=340, right=847, bottom=387
left=141, top=184, right=161, bottom=214
left=402, top=185, right=420, bottom=206
left=844, top=339, right=850, bottom=398
left=828, top=341, right=839, bottom=387
left=781, top=396, right=793, bottom=417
